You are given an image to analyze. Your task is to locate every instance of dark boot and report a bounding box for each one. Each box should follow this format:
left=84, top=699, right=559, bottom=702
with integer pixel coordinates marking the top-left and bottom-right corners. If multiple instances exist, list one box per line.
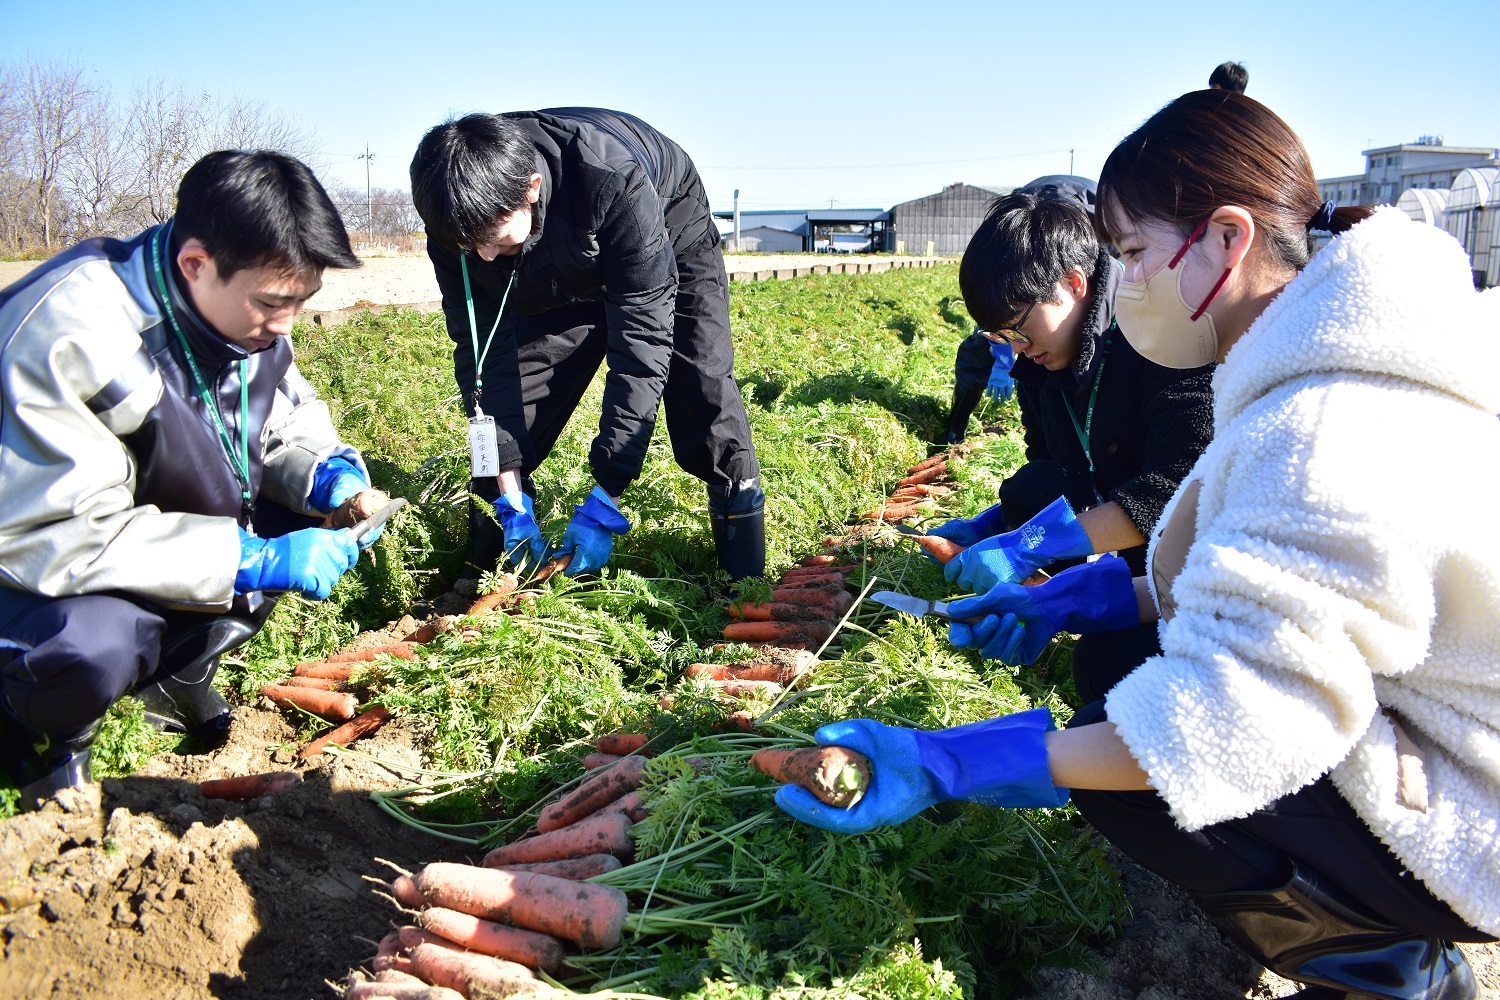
left=707, top=481, right=766, bottom=582
left=465, top=477, right=507, bottom=574
left=939, top=385, right=984, bottom=446
left=1, top=700, right=100, bottom=812
left=133, top=616, right=259, bottom=746
left=1194, top=866, right=1476, bottom=1000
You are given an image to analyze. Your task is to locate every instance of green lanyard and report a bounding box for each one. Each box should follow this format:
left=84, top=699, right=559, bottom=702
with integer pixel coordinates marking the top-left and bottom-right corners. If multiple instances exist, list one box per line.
left=460, top=253, right=518, bottom=414
left=1064, top=335, right=1111, bottom=481
left=150, top=227, right=253, bottom=516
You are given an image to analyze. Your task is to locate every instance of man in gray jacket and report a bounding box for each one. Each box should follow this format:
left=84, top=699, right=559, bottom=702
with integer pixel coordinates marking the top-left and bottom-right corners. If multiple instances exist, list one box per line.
left=0, top=151, right=373, bottom=809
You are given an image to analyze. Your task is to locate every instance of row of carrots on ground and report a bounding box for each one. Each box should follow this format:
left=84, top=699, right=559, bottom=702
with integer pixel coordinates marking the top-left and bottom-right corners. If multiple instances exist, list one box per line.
left=343, top=732, right=871, bottom=998
left=200, top=446, right=971, bottom=801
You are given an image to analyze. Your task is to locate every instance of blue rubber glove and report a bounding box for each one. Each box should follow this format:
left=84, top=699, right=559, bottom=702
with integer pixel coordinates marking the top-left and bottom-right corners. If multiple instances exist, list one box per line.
left=928, top=502, right=1008, bottom=549
left=235, top=526, right=360, bottom=599
left=559, top=486, right=631, bottom=577
left=307, top=456, right=368, bottom=513
left=947, top=554, right=1138, bottom=665
left=944, top=495, right=1094, bottom=592
left=493, top=491, right=551, bottom=570
left=773, top=707, right=1068, bottom=834
left=986, top=342, right=1015, bottom=402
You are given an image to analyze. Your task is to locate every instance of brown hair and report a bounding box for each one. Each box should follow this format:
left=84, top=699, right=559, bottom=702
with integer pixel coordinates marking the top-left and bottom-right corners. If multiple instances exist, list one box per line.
left=1095, top=90, right=1372, bottom=272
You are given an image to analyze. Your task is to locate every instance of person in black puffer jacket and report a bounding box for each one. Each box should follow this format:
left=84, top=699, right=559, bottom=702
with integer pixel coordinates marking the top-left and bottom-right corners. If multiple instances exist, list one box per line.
left=409, top=109, right=763, bottom=582
left=931, top=189, right=1214, bottom=700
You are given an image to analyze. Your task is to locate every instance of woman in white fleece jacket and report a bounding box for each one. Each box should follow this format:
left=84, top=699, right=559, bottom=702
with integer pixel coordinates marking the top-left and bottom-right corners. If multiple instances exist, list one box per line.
left=772, top=91, right=1496, bottom=1000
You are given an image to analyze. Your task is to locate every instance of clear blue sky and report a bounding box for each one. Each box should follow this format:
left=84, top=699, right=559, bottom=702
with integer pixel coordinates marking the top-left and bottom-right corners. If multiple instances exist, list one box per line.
left=4, top=0, right=1495, bottom=214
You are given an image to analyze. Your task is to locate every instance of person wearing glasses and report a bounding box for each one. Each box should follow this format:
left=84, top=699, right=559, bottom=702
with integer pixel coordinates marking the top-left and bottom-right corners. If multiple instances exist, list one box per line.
left=931, top=188, right=1214, bottom=699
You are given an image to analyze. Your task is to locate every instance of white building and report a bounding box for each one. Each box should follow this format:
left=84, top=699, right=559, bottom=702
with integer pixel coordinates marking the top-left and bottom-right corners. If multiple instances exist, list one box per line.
left=1318, top=137, right=1499, bottom=207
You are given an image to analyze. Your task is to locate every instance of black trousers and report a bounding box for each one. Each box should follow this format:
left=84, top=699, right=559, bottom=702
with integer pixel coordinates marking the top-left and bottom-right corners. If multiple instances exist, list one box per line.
left=466, top=233, right=760, bottom=566
left=1068, top=697, right=1492, bottom=943
left=0, top=502, right=307, bottom=737
left=954, top=331, right=995, bottom=393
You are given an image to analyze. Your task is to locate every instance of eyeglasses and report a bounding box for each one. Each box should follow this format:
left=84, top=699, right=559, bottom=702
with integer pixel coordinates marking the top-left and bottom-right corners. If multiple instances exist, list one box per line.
left=980, top=301, right=1036, bottom=346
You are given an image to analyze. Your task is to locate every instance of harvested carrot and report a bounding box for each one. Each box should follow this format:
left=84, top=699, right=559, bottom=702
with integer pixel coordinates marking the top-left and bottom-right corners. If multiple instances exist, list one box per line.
left=199, top=771, right=301, bottom=800
left=293, top=660, right=360, bottom=680
left=907, top=452, right=948, bottom=475
left=533, top=554, right=572, bottom=582
left=712, top=679, right=784, bottom=699
left=914, top=535, right=965, bottom=564
left=322, top=488, right=391, bottom=530
left=537, top=755, right=648, bottom=832
left=896, top=464, right=946, bottom=487
left=861, top=502, right=923, bottom=521
left=374, top=970, right=427, bottom=985
left=779, top=562, right=856, bottom=579
left=724, top=711, right=755, bottom=731
left=686, top=662, right=808, bottom=685
left=413, top=862, right=630, bottom=950
left=373, top=930, right=414, bottom=974
left=723, top=620, right=813, bottom=643
left=595, top=732, right=649, bottom=756
left=401, top=621, right=441, bottom=644
left=300, top=705, right=392, bottom=758
left=418, top=906, right=565, bottom=972
left=726, top=602, right=835, bottom=623
left=261, top=684, right=358, bottom=720
left=580, top=752, right=622, bottom=770
left=490, top=854, right=624, bottom=880
left=736, top=640, right=810, bottom=651
left=482, top=811, right=634, bottom=866
left=594, top=793, right=649, bottom=824
left=326, top=643, right=419, bottom=663
left=799, top=554, right=839, bottom=567
left=769, top=587, right=852, bottom=614
left=284, top=675, right=348, bottom=691
left=900, top=482, right=947, bottom=498
left=772, top=572, right=846, bottom=589
left=407, top=939, right=548, bottom=998
left=752, top=745, right=872, bottom=808
left=392, top=874, right=426, bottom=909
left=346, top=979, right=461, bottom=1000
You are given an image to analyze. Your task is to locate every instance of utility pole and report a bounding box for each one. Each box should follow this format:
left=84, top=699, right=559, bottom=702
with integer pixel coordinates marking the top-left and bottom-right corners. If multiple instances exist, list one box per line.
left=1069, top=148, right=1074, bottom=175
left=733, top=188, right=740, bottom=252
left=358, top=143, right=374, bottom=244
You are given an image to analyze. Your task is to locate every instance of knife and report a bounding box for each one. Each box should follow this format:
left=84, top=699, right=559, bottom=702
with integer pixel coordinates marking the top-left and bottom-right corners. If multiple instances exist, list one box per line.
left=892, top=523, right=928, bottom=537
left=349, top=497, right=408, bottom=542
left=868, top=590, right=984, bottom=624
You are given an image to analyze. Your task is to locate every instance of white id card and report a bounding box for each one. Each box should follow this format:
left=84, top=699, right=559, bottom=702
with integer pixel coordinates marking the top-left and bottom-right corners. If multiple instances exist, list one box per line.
left=468, top=415, right=500, bottom=478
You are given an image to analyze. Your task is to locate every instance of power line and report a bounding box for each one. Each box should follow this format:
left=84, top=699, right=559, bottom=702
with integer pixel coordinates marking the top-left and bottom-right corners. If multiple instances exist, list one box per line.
left=701, top=147, right=1075, bottom=171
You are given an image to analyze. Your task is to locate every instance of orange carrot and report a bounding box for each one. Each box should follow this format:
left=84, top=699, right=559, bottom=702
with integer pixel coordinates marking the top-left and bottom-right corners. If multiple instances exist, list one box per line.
left=261, top=684, right=358, bottom=720
left=799, top=554, right=839, bottom=567
left=722, top=620, right=817, bottom=643
left=465, top=573, right=520, bottom=616
left=594, top=793, right=648, bottom=824
left=300, top=705, right=391, bottom=758
left=406, top=940, right=547, bottom=997
left=900, top=482, right=947, bottom=498
left=482, top=811, right=634, bottom=866
left=199, top=771, right=302, bottom=800
left=401, top=621, right=442, bottom=644
left=712, top=679, right=784, bottom=699
left=392, top=875, right=426, bottom=910
left=686, top=662, right=808, bottom=685
left=284, top=676, right=348, bottom=691
left=490, top=854, right=623, bottom=880
left=772, top=572, right=846, bottom=589
left=861, top=503, right=923, bottom=521
left=779, top=562, right=856, bottom=579
left=537, top=755, right=648, bottom=833
left=373, top=971, right=427, bottom=985
left=373, top=930, right=413, bottom=974
left=896, top=464, right=946, bottom=487
left=413, top=862, right=629, bottom=950
left=914, top=535, right=965, bottom=564
left=907, top=452, right=948, bottom=475
left=326, top=643, right=419, bottom=664
left=347, top=982, right=462, bottom=1000
left=723, top=711, right=755, bottom=731
left=293, top=660, right=360, bottom=680
left=768, top=588, right=852, bottom=614
left=580, top=752, right=622, bottom=770
left=418, top=906, right=565, bottom=972
left=751, top=746, right=872, bottom=808
left=595, top=732, right=649, bottom=756
left=533, top=555, right=572, bottom=583
left=321, top=489, right=390, bottom=530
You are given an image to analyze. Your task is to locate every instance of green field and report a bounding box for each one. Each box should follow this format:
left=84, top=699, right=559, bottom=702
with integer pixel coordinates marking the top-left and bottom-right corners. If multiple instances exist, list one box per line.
left=6, top=265, right=1126, bottom=997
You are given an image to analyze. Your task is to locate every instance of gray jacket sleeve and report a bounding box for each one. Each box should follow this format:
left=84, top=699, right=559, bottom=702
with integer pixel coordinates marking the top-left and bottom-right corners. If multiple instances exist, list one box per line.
left=258, top=363, right=366, bottom=515
left=0, top=260, right=238, bottom=607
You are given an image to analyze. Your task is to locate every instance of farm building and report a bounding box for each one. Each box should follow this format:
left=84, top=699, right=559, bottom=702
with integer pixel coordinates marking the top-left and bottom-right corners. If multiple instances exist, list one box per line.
left=886, top=183, right=1011, bottom=256
left=1442, top=167, right=1498, bottom=288
left=714, top=207, right=888, bottom=253
left=1395, top=186, right=1450, bottom=225
left=730, top=225, right=804, bottom=253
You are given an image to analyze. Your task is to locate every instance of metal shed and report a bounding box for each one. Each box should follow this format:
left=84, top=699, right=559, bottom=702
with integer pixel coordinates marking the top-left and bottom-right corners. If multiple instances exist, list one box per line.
left=1395, top=186, right=1450, bottom=225
left=731, top=226, right=805, bottom=253
left=1443, top=167, right=1497, bottom=286
left=886, top=183, right=1010, bottom=256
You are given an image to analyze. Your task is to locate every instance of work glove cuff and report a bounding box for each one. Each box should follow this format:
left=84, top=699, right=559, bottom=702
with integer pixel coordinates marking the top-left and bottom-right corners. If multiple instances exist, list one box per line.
left=234, top=527, right=270, bottom=595
left=1031, top=554, right=1139, bottom=635
left=913, top=707, right=1068, bottom=808
left=575, top=485, right=631, bottom=535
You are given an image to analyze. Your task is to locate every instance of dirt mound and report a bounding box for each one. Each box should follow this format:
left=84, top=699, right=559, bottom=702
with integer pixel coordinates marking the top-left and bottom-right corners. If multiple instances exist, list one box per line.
left=0, top=706, right=466, bottom=1000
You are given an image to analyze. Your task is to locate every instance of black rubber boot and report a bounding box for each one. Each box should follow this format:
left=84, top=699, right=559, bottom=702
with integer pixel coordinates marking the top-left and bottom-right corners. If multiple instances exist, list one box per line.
left=939, top=385, right=984, bottom=446
left=707, top=481, right=767, bottom=582
left=1, top=700, right=101, bottom=813
left=133, top=616, right=260, bottom=746
left=1194, top=866, right=1476, bottom=1000
left=465, top=477, right=507, bottom=574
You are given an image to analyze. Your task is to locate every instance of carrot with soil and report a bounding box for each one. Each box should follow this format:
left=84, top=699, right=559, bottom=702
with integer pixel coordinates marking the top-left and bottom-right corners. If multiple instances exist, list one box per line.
left=417, top=907, right=565, bottom=972
left=489, top=854, right=624, bottom=880
left=261, top=684, right=359, bottom=720
left=536, top=754, right=648, bottom=832
left=752, top=746, right=872, bottom=808
left=199, top=771, right=302, bottom=800
left=301, top=705, right=392, bottom=758
left=595, top=732, right=648, bottom=756
left=412, top=862, right=630, bottom=950
left=481, top=811, right=634, bottom=866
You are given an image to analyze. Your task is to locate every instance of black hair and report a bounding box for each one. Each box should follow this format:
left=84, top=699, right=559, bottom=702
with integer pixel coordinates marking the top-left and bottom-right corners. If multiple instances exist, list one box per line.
left=959, top=191, right=1103, bottom=332
left=172, top=150, right=359, bottom=279
left=1208, top=61, right=1249, bottom=93
left=409, top=114, right=538, bottom=250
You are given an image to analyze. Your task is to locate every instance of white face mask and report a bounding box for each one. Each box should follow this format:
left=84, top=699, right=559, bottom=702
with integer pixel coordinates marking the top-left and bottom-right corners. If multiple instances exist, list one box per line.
left=1114, top=218, right=1231, bottom=369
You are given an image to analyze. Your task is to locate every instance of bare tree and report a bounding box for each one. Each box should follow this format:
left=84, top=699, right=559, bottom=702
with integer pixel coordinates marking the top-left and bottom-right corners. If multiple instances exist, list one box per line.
left=123, top=78, right=205, bottom=227
left=64, top=82, right=136, bottom=237
left=16, top=57, right=93, bottom=250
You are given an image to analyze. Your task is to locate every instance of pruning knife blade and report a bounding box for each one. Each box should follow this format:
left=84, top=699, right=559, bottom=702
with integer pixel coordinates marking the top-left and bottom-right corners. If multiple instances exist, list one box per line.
left=349, top=497, right=407, bottom=541
left=868, top=590, right=982, bottom=624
